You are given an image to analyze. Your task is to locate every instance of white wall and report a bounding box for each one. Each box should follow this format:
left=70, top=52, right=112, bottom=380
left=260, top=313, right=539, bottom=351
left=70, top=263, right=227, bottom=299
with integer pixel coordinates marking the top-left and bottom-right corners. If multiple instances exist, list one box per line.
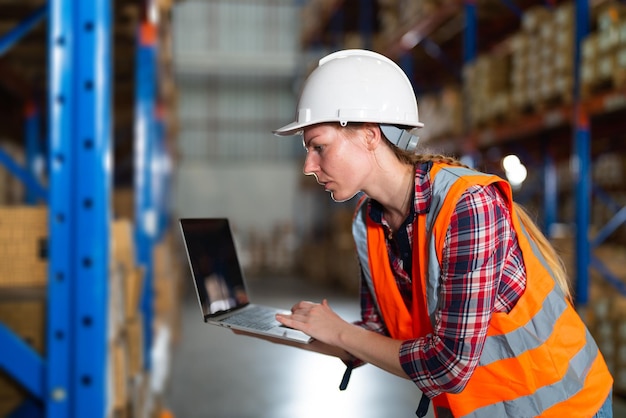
left=171, top=0, right=315, bottom=244
left=174, top=160, right=304, bottom=235
left=173, top=0, right=300, bottom=78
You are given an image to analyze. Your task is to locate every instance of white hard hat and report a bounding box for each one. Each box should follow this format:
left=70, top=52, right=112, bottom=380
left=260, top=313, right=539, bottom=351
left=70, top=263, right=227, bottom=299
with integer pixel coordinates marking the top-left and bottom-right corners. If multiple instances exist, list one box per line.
left=273, top=49, right=424, bottom=146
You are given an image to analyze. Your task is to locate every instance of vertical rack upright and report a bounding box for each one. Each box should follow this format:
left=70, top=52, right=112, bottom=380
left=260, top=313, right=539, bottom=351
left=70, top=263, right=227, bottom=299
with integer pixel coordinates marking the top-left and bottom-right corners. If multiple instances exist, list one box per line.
left=572, top=0, right=592, bottom=306
left=46, top=0, right=112, bottom=417
left=134, top=17, right=158, bottom=371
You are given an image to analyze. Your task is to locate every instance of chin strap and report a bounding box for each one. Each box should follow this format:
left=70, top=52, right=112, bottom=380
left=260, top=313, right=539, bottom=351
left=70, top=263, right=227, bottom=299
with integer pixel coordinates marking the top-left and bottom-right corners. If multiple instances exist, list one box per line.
left=380, top=124, right=420, bottom=152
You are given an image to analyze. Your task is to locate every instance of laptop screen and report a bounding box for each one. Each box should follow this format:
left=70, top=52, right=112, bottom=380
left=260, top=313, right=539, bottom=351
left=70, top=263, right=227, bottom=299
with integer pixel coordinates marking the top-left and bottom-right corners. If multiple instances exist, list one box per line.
left=179, top=218, right=250, bottom=318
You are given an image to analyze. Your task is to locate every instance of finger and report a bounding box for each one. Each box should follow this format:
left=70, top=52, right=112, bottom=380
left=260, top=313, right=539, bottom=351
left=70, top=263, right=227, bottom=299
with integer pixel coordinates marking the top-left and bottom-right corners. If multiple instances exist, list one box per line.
left=297, top=300, right=318, bottom=309
left=276, top=314, right=307, bottom=333
left=276, top=313, right=291, bottom=324
left=277, top=313, right=306, bottom=325
left=290, top=300, right=312, bottom=312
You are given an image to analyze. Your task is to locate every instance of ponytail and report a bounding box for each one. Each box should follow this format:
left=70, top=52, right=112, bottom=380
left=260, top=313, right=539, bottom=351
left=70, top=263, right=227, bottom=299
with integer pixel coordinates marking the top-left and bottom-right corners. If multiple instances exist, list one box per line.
left=513, top=203, right=572, bottom=302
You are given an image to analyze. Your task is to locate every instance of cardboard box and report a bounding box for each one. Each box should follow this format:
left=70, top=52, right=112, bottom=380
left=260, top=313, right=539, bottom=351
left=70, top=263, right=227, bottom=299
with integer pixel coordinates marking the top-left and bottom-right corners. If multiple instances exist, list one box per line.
left=0, top=292, right=46, bottom=416
left=113, top=188, right=134, bottom=221
left=126, top=315, right=145, bottom=378
left=0, top=206, right=48, bottom=288
left=109, top=337, right=129, bottom=412
left=126, top=267, right=144, bottom=320
left=112, top=219, right=136, bottom=275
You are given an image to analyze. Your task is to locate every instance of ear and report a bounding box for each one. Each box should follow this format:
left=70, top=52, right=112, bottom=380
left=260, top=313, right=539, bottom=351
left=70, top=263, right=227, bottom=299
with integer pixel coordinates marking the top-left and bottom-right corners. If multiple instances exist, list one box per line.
left=362, top=123, right=382, bottom=151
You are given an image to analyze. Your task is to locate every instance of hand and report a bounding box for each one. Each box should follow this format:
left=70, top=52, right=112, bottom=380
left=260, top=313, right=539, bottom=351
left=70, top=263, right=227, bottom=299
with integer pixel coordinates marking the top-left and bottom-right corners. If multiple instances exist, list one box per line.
left=275, top=299, right=349, bottom=347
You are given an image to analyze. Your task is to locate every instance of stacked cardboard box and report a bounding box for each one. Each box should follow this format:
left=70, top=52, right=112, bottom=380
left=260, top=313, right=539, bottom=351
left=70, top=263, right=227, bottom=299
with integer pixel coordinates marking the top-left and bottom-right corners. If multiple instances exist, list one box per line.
left=463, top=52, right=512, bottom=128
left=109, top=218, right=184, bottom=418
left=393, top=0, right=441, bottom=35
left=300, top=0, right=339, bottom=45
left=581, top=2, right=626, bottom=98
left=150, top=227, right=184, bottom=415
left=109, top=219, right=148, bottom=418
left=510, top=3, right=574, bottom=112
left=0, top=206, right=48, bottom=288
left=0, top=206, right=47, bottom=416
left=464, top=2, right=576, bottom=128
left=417, top=85, right=464, bottom=142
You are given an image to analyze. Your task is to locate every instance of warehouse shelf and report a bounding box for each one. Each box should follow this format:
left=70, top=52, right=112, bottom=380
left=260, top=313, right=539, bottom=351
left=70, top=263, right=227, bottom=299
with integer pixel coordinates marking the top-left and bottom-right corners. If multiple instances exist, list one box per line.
left=466, top=105, right=572, bottom=148
left=381, top=2, right=462, bottom=60
left=585, top=86, right=626, bottom=115
left=299, top=0, right=626, bottom=308
left=464, top=84, right=626, bottom=148
left=0, top=1, right=177, bottom=417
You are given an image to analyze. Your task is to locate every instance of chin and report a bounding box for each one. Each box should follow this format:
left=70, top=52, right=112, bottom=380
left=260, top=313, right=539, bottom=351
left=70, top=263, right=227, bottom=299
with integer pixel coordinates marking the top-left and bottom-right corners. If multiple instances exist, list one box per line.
left=329, top=190, right=359, bottom=203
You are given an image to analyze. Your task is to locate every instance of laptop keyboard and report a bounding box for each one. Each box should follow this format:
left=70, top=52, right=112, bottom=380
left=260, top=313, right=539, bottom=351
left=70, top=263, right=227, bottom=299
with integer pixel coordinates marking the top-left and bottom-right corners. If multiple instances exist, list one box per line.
left=219, top=305, right=283, bottom=331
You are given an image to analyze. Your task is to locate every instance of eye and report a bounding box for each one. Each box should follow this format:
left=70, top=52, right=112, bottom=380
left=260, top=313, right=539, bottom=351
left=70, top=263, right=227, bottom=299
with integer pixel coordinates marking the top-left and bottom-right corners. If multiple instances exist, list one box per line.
left=313, top=145, right=324, bottom=153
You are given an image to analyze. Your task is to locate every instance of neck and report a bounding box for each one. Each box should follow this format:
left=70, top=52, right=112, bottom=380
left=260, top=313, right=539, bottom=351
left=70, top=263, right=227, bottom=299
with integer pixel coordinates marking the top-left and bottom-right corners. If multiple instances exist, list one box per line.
left=379, top=165, right=414, bottom=230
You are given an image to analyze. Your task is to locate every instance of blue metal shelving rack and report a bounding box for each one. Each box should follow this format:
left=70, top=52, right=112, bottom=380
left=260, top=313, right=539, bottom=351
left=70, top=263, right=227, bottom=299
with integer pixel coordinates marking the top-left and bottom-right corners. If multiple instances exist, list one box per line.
left=571, top=0, right=626, bottom=305
left=572, top=0, right=592, bottom=306
left=461, top=0, right=614, bottom=308
left=0, top=1, right=167, bottom=417
left=46, top=1, right=112, bottom=417
left=377, top=0, right=618, bottom=308
left=135, top=20, right=158, bottom=371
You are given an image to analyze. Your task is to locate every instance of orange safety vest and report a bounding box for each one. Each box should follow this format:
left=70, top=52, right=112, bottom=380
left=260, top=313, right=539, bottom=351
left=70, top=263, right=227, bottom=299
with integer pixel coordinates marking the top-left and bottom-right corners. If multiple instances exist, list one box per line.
left=352, top=163, right=612, bottom=417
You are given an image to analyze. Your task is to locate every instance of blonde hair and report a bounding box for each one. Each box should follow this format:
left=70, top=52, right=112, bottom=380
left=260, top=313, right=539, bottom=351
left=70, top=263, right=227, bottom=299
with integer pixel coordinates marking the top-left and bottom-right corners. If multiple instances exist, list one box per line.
left=392, top=146, right=572, bottom=301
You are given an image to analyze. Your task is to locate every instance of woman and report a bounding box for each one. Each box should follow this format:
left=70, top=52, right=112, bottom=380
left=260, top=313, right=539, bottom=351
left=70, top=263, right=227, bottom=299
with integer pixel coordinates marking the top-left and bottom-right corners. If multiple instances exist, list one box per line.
left=268, top=49, right=613, bottom=417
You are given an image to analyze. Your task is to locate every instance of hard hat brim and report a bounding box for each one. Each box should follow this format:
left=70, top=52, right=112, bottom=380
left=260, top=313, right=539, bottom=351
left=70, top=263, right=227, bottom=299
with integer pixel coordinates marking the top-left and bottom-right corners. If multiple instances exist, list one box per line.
left=273, top=119, right=425, bottom=137
left=272, top=121, right=307, bottom=136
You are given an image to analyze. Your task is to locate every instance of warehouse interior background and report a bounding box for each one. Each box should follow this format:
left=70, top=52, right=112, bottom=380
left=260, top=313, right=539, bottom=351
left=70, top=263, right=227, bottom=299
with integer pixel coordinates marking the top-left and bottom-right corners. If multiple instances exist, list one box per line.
left=1, top=0, right=626, bottom=417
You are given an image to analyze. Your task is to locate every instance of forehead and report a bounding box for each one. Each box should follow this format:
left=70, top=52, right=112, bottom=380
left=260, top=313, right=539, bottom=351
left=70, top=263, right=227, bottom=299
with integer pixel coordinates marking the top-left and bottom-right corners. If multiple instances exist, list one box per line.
left=303, top=123, right=343, bottom=141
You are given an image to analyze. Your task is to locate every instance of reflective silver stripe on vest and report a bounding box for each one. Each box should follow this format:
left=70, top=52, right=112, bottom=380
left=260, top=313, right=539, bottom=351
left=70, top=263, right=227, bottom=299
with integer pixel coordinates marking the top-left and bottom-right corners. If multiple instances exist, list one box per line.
left=352, top=165, right=600, bottom=417
left=353, top=198, right=383, bottom=319
left=466, top=335, right=599, bottom=418
left=424, top=167, right=479, bottom=322
left=478, top=220, right=572, bottom=366
left=478, top=289, right=567, bottom=365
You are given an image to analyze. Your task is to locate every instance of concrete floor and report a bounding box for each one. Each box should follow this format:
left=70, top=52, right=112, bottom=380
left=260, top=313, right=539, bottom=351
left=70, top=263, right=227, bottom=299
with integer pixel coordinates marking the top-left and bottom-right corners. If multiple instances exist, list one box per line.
left=165, top=275, right=625, bottom=418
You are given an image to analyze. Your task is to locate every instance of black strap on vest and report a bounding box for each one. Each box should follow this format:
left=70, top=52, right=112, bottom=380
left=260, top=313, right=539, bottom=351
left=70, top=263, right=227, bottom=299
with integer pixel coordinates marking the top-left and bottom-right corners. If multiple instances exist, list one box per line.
left=341, top=360, right=430, bottom=416
left=339, top=361, right=353, bottom=391
left=416, top=393, right=430, bottom=417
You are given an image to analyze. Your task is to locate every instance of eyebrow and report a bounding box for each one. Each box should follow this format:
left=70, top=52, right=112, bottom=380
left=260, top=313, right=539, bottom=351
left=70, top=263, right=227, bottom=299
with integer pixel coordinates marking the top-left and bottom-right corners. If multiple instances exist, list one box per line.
left=303, top=135, right=319, bottom=148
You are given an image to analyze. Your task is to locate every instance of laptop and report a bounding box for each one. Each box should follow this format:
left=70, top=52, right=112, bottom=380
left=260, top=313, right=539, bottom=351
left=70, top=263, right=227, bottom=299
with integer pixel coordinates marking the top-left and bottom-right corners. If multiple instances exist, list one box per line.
left=179, top=218, right=312, bottom=344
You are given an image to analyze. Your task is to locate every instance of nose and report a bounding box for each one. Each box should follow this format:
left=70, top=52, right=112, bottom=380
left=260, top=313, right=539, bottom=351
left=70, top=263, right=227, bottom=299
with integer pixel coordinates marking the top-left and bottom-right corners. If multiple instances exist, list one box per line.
left=302, top=152, right=318, bottom=177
